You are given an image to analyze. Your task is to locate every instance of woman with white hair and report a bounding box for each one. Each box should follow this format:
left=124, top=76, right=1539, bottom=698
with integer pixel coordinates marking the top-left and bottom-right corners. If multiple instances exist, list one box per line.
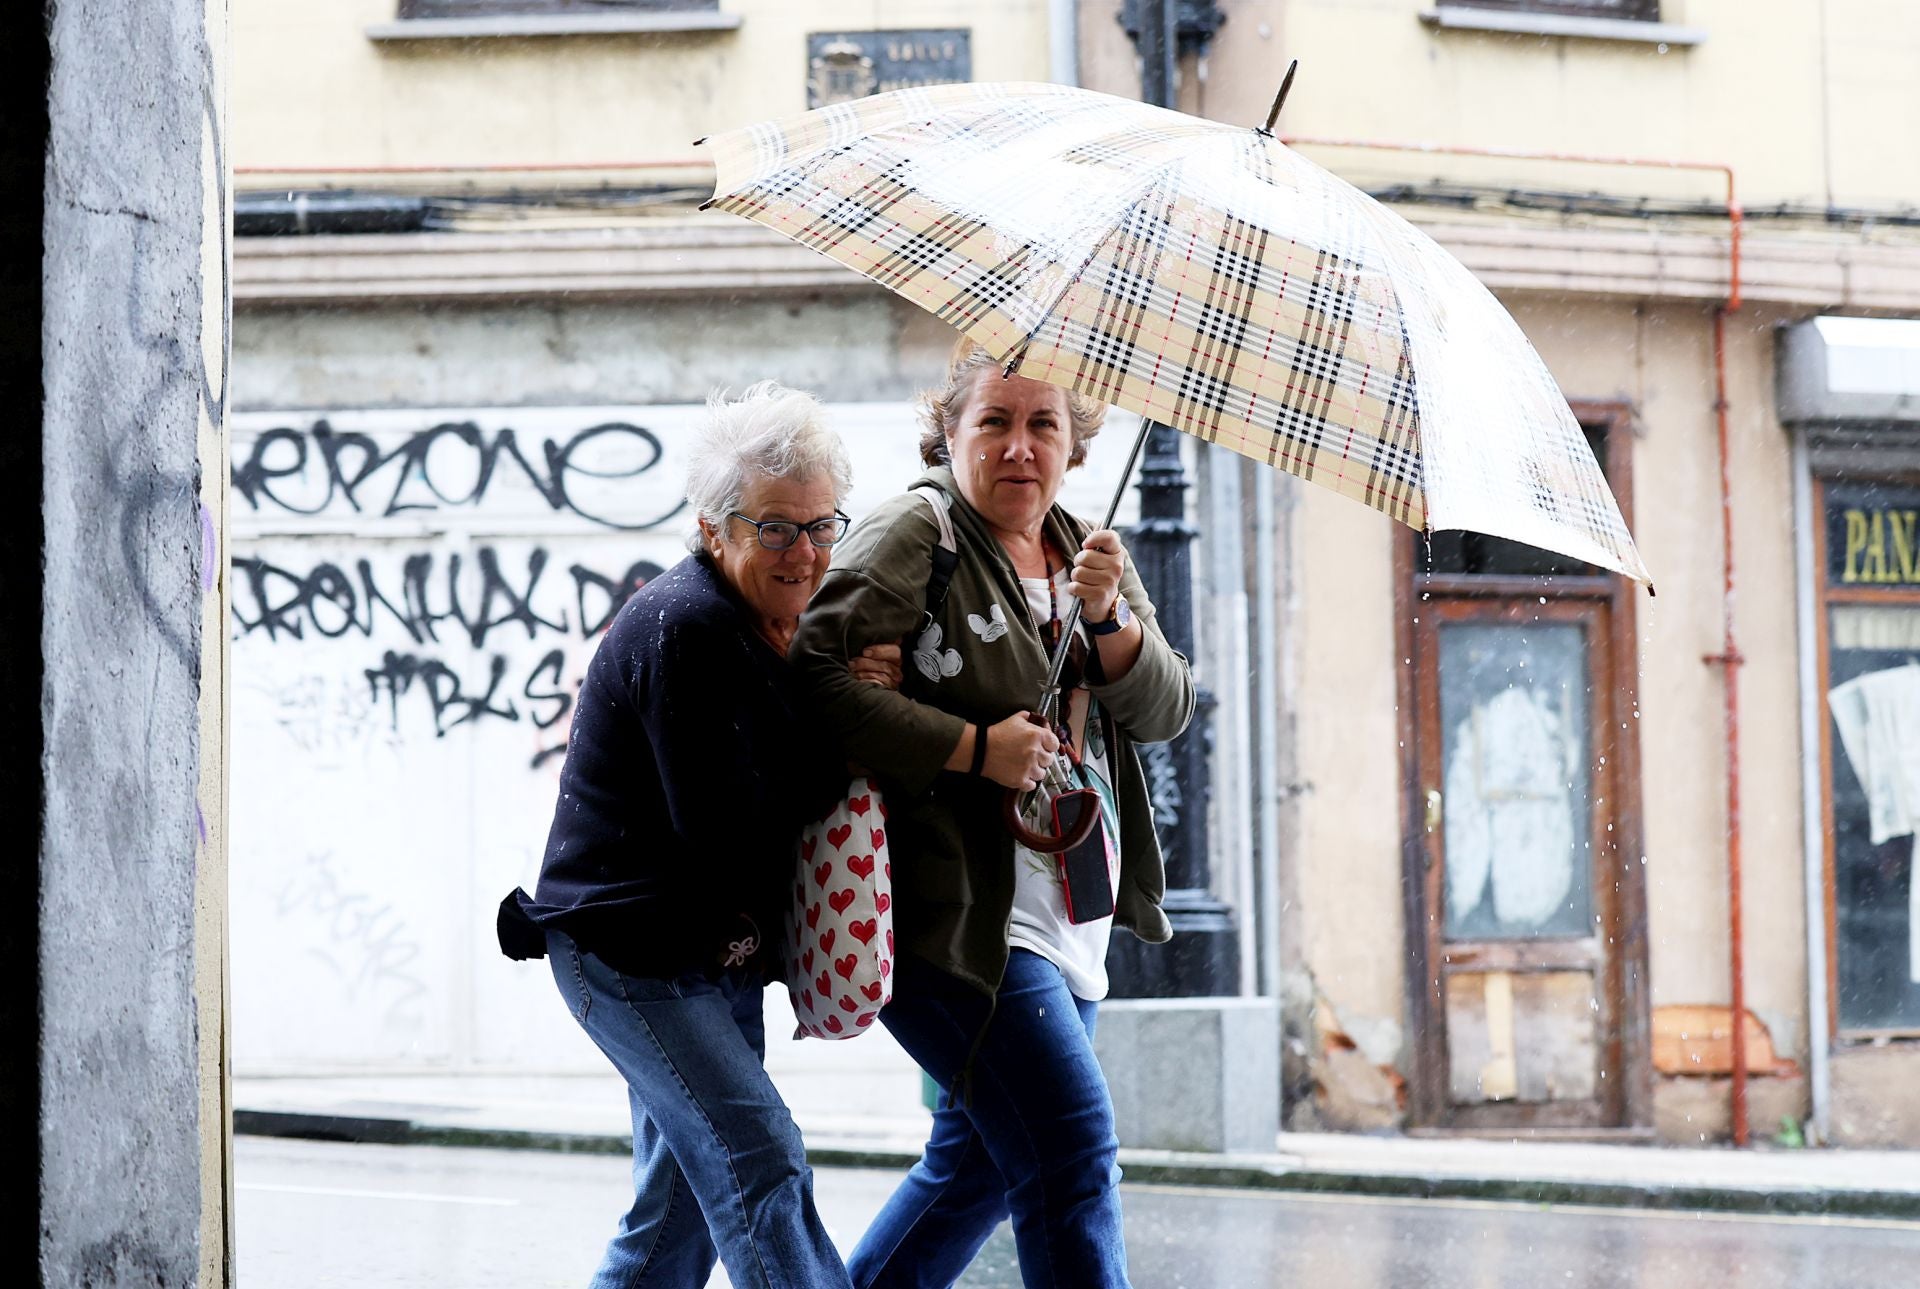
left=498, top=381, right=897, bottom=1289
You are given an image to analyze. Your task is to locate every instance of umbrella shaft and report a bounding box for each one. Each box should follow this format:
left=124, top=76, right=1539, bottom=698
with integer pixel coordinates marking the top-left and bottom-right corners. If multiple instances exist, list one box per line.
left=1039, top=417, right=1154, bottom=696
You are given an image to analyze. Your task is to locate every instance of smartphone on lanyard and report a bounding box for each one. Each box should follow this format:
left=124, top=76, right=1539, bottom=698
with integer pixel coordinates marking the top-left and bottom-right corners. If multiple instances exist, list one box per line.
left=1052, top=787, right=1115, bottom=924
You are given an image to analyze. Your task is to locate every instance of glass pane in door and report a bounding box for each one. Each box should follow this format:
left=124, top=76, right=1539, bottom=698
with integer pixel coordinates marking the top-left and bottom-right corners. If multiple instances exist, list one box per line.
left=1438, top=622, right=1593, bottom=941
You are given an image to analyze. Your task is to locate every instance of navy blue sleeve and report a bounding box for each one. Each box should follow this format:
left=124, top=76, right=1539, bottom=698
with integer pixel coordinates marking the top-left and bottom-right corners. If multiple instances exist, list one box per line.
left=640, top=614, right=838, bottom=853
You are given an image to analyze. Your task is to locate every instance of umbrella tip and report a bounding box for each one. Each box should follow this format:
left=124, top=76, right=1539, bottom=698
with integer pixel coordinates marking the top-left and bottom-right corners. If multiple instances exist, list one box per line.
left=1258, top=59, right=1300, bottom=136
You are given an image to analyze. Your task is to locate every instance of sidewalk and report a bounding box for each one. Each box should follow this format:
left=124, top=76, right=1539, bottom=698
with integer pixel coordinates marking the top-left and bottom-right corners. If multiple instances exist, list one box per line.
left=235, top=1026, right=1920, bottom=1220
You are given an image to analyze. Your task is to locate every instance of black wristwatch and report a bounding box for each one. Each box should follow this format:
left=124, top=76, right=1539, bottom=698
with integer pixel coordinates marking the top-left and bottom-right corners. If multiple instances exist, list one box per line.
left=1086, top=596, right=1132, bottom=636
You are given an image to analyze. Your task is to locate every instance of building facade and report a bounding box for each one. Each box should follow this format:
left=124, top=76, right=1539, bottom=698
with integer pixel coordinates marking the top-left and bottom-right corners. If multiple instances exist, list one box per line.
left=230, top=0, right=1920, bottom=1148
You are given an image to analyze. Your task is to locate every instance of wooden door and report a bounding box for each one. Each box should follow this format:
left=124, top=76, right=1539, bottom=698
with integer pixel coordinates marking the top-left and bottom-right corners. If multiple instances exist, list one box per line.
left=1408, top=594, right=1637, bottom=1132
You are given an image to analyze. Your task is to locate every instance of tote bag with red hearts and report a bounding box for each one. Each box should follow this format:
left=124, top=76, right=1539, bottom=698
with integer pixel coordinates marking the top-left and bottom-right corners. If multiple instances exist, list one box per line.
left=786, top=775, right=894, bottom=1039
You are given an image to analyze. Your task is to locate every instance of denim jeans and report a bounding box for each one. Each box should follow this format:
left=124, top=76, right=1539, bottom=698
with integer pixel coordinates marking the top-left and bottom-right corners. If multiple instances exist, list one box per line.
left=547, top=930, right=852, bottom=1289
left=848, top=949, right=1130, bottom=1289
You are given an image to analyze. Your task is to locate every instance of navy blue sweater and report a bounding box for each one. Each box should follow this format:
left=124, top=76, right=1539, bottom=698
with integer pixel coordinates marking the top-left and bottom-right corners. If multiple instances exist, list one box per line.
left=498, top=552, right=843, bottom=980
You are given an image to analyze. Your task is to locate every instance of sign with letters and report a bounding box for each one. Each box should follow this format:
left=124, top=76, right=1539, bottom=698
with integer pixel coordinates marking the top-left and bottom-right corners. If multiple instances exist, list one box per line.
left=1826, top=483, right=1920, bottom=586
left=807, top=29, right=971, bottom=108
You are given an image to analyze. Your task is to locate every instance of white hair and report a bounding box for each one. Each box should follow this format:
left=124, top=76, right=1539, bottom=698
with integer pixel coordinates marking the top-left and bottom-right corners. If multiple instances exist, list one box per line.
left=685, top=381, right=852, bottom=551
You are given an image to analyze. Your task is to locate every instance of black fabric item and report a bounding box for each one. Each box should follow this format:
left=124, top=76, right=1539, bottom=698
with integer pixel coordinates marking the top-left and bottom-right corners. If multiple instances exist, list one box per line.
left=969, top=722, right=988, bottom=777
left=498, top=552, right=844, bottom=981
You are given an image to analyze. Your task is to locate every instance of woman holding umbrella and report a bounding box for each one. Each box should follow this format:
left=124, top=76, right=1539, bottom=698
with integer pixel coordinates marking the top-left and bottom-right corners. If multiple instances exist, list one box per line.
left=792, top=340, right=1195, bottom=1288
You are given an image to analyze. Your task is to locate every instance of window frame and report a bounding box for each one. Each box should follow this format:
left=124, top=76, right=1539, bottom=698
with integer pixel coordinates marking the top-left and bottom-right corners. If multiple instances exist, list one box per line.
left=1436, top=0, right=1660, bottom=22
left=1812, top=472, right=1920, bottom=1044
left=396, top=0, right=717, bottom=18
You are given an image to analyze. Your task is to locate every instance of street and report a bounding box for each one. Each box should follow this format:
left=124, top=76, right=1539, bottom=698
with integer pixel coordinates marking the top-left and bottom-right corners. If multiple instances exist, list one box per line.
left=237, top=1137, right=1920, bottom=1287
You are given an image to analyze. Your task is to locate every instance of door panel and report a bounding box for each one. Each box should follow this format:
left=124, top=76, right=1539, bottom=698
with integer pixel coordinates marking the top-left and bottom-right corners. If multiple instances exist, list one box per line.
left=1414, top=597, right=1625, bottom=1129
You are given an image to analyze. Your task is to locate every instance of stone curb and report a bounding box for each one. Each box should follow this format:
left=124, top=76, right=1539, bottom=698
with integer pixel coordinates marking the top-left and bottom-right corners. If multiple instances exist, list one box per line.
left=233, top=1111, right=1920, bottom=1221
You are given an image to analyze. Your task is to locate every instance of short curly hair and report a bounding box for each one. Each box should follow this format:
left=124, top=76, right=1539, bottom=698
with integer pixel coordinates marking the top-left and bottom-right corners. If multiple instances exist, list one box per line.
left=917, top=338, right=1106, bottom=468
left=685, top=381, right=851, bottom=552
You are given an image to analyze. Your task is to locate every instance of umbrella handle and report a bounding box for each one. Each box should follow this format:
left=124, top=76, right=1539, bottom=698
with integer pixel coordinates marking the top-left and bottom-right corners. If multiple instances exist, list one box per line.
left=1002, top=783, right=1100, bottom=854
left=1001, top=714, right=1099, bottom=854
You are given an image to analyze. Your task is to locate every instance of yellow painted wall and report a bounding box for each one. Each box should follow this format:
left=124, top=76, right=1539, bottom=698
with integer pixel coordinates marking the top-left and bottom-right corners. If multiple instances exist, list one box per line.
left=1081, top=0, right=1919, bottom=212
left=233, top=0, right=1053, bottom=171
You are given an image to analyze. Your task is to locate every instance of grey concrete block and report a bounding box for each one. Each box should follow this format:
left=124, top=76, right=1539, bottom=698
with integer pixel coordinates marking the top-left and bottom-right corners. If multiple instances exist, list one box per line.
left=1095, top=998, right=1281, bottom=1154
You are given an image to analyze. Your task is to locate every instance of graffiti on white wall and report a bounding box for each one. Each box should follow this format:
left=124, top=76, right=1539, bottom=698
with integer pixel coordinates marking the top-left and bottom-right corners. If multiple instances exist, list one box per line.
left=230, top=403, right=1148, bottom=1073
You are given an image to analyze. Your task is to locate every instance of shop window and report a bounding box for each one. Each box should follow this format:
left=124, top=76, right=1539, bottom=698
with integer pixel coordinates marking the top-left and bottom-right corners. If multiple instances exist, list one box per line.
left=1819, top=479, right=1920, bottom=1035
left=1438, top=0, right=1660, bottom=21
left=398, top=0, right=717, bottom=17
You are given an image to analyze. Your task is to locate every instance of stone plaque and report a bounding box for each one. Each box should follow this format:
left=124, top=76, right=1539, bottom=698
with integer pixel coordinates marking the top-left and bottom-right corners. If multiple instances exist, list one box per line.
left=807, top=29, right=971, bottom=109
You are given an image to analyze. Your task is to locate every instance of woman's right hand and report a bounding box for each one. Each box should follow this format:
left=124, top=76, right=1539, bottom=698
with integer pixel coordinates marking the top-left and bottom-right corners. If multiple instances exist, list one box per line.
left=982, top=712, right=1060, bottom=791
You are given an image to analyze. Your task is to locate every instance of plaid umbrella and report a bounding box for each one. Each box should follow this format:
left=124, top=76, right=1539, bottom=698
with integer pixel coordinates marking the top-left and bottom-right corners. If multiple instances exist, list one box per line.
left=699, top=81, right=1649, bottom=585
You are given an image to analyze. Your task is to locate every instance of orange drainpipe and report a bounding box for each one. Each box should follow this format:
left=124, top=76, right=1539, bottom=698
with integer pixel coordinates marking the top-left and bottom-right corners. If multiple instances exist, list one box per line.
left=1283, top=136, right=1749, bottom=1143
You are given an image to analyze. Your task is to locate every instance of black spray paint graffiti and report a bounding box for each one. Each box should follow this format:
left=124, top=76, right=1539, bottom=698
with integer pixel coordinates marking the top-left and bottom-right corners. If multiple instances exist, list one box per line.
left=235, top=550, right=661, bottom=767
left=231, top=548, right=660, bottom=649
left=364, top=648, right=575, bottom=765
left=232, top=419, right=686, bottom=531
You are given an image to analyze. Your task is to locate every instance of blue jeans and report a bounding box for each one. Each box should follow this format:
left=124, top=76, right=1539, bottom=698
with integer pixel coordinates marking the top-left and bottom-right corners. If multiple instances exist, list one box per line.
left=848, top=949, right=1130, bottom=1289
left=547, top=931, right=852, bottom=1289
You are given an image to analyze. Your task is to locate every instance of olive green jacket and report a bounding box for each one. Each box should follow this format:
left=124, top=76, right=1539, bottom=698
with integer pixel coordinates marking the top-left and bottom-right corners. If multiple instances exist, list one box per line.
left=789, top=466, right=1195, bottom=997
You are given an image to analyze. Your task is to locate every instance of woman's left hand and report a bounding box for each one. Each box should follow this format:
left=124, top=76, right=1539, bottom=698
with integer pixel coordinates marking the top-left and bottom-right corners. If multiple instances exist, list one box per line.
left=1068, top=529, right=1128, bottom=624
left=849, top=642, right=905, bottom=690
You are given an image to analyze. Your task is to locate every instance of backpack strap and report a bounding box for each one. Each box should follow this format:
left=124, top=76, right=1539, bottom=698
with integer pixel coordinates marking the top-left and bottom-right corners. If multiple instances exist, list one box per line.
left=910, top=484, right=960, bottom=632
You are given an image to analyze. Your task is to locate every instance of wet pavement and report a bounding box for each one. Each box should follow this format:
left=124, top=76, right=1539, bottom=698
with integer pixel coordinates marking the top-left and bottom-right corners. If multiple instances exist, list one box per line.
left=237, top=1136, right=1920, bottom=1287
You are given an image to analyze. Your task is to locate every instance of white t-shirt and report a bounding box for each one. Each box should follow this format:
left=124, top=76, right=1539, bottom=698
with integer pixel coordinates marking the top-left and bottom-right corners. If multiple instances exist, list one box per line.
left=1007, top=570, right=1122, bottom=1002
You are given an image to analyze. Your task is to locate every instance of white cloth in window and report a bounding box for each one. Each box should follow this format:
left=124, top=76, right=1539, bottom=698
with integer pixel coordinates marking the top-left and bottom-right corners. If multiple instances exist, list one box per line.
left=1827, top=663, right=1920, bottom=984
left=1444, top=686, right=1576, bottom=931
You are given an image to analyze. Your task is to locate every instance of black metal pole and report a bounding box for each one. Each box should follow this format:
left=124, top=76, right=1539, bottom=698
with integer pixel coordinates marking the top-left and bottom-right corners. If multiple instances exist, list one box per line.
left=1108, top=0, right=1239, bottom=998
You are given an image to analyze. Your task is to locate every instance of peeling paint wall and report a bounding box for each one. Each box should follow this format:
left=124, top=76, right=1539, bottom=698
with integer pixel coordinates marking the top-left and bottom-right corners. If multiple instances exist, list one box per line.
left=41, top=0, right=228, bottom=1280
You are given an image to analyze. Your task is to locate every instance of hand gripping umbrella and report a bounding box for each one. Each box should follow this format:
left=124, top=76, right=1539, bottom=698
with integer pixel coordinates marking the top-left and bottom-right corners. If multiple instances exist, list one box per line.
left=698, top=81, right=1651, bottom=851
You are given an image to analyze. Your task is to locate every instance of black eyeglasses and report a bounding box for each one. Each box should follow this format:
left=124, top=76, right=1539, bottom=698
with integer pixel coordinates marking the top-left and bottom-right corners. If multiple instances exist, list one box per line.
left=727, top=511, right=851, bottom=550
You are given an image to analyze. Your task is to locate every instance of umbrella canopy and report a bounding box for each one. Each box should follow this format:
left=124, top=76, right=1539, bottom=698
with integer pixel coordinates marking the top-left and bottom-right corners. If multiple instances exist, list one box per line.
left=700, top=81, right=1649, bottom=584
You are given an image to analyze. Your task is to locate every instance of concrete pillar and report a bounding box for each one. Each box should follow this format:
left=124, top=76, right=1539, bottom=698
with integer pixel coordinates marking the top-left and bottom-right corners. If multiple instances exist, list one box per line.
left=25, top=0, right=232, bottom=1281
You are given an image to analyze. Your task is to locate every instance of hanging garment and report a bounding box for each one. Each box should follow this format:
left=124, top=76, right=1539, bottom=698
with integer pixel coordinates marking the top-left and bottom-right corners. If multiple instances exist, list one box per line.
left=1444, top=686, right=1577, bottom=931
left=1827, top=663, right=1920, bottom=984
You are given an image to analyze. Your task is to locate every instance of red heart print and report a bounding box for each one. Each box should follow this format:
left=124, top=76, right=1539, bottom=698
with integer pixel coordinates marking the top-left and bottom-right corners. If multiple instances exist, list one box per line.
left=827, top=824, right=853, bottom=850
left=871, top=829, right=885, bottom=850
left=828, top=888, right=856, bottom=915
left=802, top=948, right=814, bottom=973
left=824, top=1015, right=844, bottom=1033
left=861, top=980, right=883, bottom=1002
left=839, top=995, right=858, bottom=1013
left=793, top=881, right=805, bottom=905
left=874, top=893, right=891, bottom=915
left=820, top=928, right=836, bottom=955
left=855, top=1012, right=876, bottom=1027
left=885, top=929, right=894, bottom=954
left=884, top=861, right=892, bottom=881
left=850, top=795, right=871, bottom=816
left=815, top=969, right=831, bottom=996
left=800, top=837, right=817, bottom=863
left=806, top=904, right=821, bottom=930
left=800, top=990, right=812, bottom=1012
left=814, top=861, right=833, bottom=888
left=835, top=953, right=858, bottom=980
left=878, top=800, right=888, bottom=820
left=847, top=855, right=875, bottom=881
left=848, top=918, right=877, bottom=945
left=879, top=958, right=891, bottom=978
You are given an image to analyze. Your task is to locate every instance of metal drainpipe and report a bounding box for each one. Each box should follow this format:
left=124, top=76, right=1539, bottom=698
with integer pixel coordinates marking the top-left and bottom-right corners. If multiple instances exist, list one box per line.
left=1708, top=304, right=1750, bottom=1145
left=1276, top=135, right=1748, bottom=1140
left=1048, top=0, right=1079, bottom=87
